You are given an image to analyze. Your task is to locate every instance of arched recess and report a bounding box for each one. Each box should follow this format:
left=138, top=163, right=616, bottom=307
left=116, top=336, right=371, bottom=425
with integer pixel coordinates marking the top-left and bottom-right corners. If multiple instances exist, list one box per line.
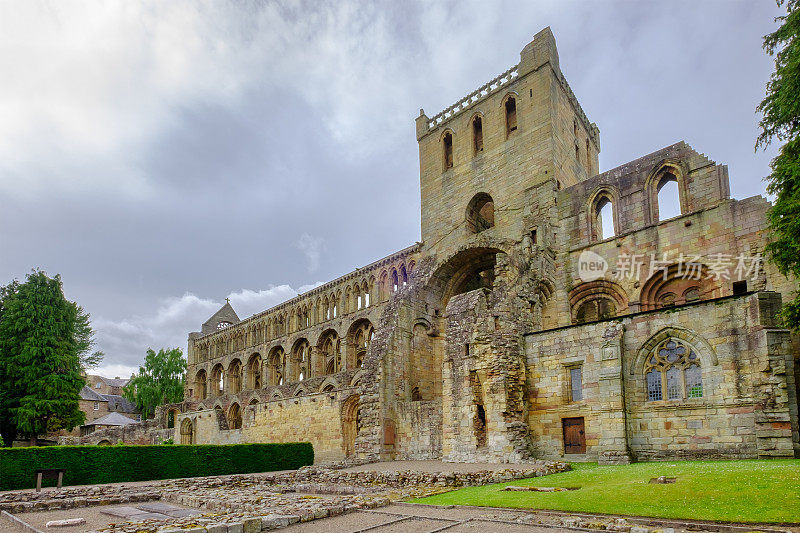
left=471, top=112, right=484, bottom=155
left=441, top=129, right=454, bottom=171
left=349, top=369, right=364, bottom=387
left=195, top=369, right=207, bottom=400
left=319, top=377, right=339, bottom=393
left=346, top=319, right=374, bottom=370
left=292, top=338, right=311, bottom=381
left=428, top=247, right=506, bottom=308
left=227, top=359, right=243, bottom=395
left=97, top=439, right=112, bottom=446
left=639, top=263, right=720, bottom=311
left=228, top=403, right=242, bottom=429
left=646, top=161, right=689, bottom=223
left=341, top=394, right=360, bottom=457
left=210, top=364, right=224, bottom=397
left=502, top=93, right=518, bottom=137
left=317, top=329, right=341, bottom=375
left=267, top=346, right=286, bottom=386
left=247, top=353, right=263, bottom=390
left=630, top=326, right=719, bottom=377
left=410, top=321, right=439, bottom=401
left=588, top=187, right=620, bottom=241
left=466, top=193, right=495, bottom=234
left=569, top=280, right=628, bottom=324
left=180, top=418, right=194, bottom=444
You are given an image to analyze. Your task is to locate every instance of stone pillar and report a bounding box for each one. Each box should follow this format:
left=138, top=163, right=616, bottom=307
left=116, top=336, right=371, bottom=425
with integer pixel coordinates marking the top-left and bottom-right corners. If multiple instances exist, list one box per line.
left=596, top=324, right=631, bottom=464
left=752, top=292, right=798, bottom=458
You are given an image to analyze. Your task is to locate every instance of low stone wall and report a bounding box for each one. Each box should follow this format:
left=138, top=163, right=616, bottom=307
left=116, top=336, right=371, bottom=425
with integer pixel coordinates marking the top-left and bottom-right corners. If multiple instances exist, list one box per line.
left=0, top=486, right=161, bottom=513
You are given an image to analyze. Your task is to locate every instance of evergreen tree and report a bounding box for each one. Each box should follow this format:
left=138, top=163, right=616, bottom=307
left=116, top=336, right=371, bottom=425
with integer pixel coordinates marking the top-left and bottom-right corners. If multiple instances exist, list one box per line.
left=123, top=348, right=186, bottom=420
left=758, top=0, right=800, bottom=331
left=0, top=271, right=98, bottom=445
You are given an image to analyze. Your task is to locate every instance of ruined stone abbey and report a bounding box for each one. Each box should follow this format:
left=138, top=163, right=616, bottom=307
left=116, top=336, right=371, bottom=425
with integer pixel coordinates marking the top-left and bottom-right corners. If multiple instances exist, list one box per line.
left=85, top=28, right=799, bottom=464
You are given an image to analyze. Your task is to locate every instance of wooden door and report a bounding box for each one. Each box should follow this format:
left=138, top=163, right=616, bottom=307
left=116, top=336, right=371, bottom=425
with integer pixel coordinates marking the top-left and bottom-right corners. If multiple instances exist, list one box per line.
left=562, top=417, right=586, bottom=454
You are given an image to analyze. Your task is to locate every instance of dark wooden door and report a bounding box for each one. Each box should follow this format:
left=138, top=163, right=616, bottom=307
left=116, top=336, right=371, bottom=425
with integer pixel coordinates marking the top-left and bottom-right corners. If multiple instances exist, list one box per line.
left=563, top=417, right=586, bottom=454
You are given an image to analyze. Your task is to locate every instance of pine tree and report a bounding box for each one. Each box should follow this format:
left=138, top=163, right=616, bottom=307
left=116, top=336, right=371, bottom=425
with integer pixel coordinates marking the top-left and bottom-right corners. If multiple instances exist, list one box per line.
left=123, top=348, right=186, bottom=420
left=0, top=271, right=98, bottom=445
left=757, top=0, right=800, bottom=330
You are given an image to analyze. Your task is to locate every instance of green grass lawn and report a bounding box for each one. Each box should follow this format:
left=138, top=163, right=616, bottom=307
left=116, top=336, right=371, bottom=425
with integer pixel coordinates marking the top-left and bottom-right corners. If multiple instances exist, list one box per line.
left=409, top=460, right=800, bottom=523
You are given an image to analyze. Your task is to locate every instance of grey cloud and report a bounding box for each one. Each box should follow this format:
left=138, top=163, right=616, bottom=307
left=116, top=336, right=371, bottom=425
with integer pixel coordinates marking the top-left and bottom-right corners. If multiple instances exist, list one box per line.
left=0, top=0, right=783, bottom=375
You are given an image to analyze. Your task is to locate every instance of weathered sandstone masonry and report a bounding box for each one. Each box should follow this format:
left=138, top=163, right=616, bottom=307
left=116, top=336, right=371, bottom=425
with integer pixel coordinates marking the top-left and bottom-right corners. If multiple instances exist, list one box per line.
left=89, top=27, right=799, bottom=464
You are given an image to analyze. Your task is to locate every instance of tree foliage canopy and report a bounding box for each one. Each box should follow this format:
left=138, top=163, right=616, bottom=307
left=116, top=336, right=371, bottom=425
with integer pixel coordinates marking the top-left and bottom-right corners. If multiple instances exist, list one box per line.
left=758, top=0, right=800, bottom=331
left=123, top=348, right=186, bottom=419
left=0, top=270, right=103, bottom=445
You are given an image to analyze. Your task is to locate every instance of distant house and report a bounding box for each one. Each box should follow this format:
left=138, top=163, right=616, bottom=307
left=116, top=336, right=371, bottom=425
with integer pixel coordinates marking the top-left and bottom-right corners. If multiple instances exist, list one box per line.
left=86, top=374, right=131, bottom=396
left=79, top=412, right=139, bottom=437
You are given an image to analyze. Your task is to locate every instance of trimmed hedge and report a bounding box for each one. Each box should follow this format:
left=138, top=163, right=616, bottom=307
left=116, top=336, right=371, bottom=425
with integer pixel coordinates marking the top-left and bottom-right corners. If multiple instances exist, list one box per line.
left=0, top=442, right=313, bottom=491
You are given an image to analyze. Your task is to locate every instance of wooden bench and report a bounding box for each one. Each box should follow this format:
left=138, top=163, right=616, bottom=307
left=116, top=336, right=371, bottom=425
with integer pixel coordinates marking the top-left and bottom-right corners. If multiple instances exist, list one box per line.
left=35, top=469, right=66, bottom=492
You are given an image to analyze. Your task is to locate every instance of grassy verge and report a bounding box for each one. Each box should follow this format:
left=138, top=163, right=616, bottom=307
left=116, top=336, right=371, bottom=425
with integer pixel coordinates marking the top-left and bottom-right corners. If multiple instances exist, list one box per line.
left=409, top=460, right=800, bottom=523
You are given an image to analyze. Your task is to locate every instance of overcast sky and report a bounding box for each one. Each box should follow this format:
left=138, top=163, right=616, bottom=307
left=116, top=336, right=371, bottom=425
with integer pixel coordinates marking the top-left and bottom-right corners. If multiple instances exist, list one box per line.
left=0, top=0, right=783, bottom=378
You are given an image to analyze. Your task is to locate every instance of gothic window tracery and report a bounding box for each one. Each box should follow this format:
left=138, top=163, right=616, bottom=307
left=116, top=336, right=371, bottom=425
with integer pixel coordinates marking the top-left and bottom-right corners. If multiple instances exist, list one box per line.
left=645, top=338, right=703, bottom=401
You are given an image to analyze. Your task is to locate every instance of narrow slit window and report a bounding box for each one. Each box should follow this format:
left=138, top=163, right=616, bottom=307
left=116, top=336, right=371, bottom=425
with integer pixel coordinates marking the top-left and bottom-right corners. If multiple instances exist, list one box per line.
left=505, top=97, right=517, bottom=136
left=473, top=116, right=483, bottom=154
left=443, top=132, right=453, bottom=170
left=570, top=366, right=583, bottom=402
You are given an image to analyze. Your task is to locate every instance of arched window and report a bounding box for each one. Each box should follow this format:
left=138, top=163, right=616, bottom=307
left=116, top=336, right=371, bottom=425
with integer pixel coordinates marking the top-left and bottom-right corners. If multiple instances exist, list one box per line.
left=472, top=115, right=483, bottom=155
left=591, top=193, right=616, bottom=241
left=656, top=172, right=681, bottom=221
left=293, top=339, right=311, bottom=381
left=645, top=338, right=703, bottom=401
left=228, top=403, right=242, bottom=430
left=247, top=354, right=262, bottom=390
left=268, top=347, right=285, bottom=386
left=575, top=297, right=616, bottom=323
left=211, top=364, right=224, bottom=396
left=227, top=360, right=243, bottom=394
left=466, top=193, right=495, bottom=234
left=443, top=131, right=453, bottom=171
left=195, top=370, right=207, bottom=400
left=319, top=330, right=340, bottom=375
left=504, top=96, right=517, bottom=137
left=391, top=270, right=399, bottom=292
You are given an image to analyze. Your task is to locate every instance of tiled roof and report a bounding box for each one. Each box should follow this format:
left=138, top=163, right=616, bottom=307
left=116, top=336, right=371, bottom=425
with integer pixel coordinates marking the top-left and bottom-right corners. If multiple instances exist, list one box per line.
left=100, top=376, right=130, bottom=388
left=79, top=386, right=108, bottom=402
left=101, top=394, right=138, bottom=413
left=87, top=412, right=138, bottom=426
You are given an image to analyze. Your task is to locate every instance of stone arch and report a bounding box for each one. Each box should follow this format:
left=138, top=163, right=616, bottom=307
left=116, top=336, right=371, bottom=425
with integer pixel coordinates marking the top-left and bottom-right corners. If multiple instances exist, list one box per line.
left=341, top=394, right=360, bottom=457
left=569, top=280, right=628, bottom=323
left=180, top=418, right=194, bottom=444
left=346, top=319, right=374, bottom=370
left=269, top=390, right=283, bottom=401
left=646, top=161, right=689, bottom=223
left=247, top=353, right=263, bottom=390
left=319, top=377, right=339, bottom=393
left=587, top=186, right=620, bottom=241
left=97, top=439, right=112, bottom=446
left=210, top=363, right=225, bottom=397
left=267, top=346, right=286, bottom=385
left=291, top=338, right=311, bottom=381
left=317, top=329, right=341, bottom=375
left=378, top=270, right=389, bottom=301
left=292, top=385, right=308, bottom=397
left=228, top=402, right=242, bottom=429
left=227, top=358, right=243, bottom=394
left=466, top=193, right=495, bottom=234
left=639, top=263, right=720, bottom=311
left=428, top=246, right=507, bottom=308
left=350, top=369, right=364, bottom=387
left=194, top=369, right=207, bottom=400
left=630, top=326, right=719, bottom=377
